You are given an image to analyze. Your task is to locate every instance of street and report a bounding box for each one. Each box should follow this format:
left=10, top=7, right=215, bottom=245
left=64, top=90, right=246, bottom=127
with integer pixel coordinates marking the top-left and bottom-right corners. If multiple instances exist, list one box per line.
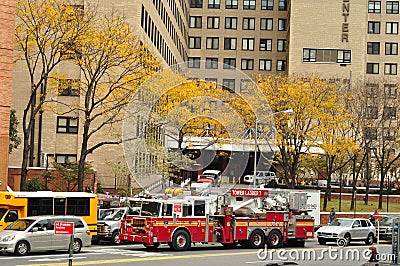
left=0, top=239, right=394, bottom=266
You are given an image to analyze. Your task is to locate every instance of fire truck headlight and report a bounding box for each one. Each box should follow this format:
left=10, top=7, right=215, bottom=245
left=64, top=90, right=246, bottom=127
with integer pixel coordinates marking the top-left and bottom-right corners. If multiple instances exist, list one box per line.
left=153, top=236, right=158, bottom=242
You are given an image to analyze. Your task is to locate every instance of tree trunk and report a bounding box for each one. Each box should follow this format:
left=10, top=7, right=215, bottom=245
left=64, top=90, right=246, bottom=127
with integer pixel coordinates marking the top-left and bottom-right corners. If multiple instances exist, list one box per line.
left=378, top=168, right=385, bottom=210
left=20, top=135, right=30, bottom=191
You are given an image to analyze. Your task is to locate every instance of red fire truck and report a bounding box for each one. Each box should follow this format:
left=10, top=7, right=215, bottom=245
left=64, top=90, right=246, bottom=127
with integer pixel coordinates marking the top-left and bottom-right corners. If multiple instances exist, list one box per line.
left=119, top=188, right=314, bottom=251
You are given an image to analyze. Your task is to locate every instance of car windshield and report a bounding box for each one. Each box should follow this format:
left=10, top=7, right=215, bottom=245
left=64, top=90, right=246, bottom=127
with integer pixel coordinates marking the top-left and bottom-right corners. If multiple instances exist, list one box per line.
left=99, top=209, right=125, bottom=221
left=380, top=217, right=393, bottom=226
left=330, top=219, right=353, bottom=227
left=0, top=208, right=7, bottom=220
left=4, top=219, right=35, bottom=231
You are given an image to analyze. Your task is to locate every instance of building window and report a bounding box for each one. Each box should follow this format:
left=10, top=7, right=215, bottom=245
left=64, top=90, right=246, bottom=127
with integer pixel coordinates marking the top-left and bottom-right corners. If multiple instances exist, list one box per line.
left=57, top=117, right=78, bottom=134
left=243, top=0, right=256, bottom=9
left=337, top=50, right=351, bottom=63
left=383, top=106, right=396, bottom=120
left=384, top=63, right=397, bottom=75
left=367, top=42, right=380, bottom=54
left=366, top=83, right=378, bottom=98
left=367, top=63, right=379, bottom=74
left=206, top=58, right=218, bottom=69
left=59, top=79, right=79, bottom=96
left=189, top=37, right=201, bottom=49
left=223, top=79, right=235, bottom=91
left=278, top=19, right=287, bottom=31
left=260, top=39, right=272, bottom=51
left=261, top=0, right=273, bottom=10
left=188, top=57, right=201, bottom=68
left=242, top=38, right=254, bottom=50
left=224, top=38, right=237, bottom=50
left=240, top=79, right=252, bottom=93
left=277, top=60, right=286, bottom=71
left=242, top=18, right=255, bottom=30
left=207, top=16, right=220, bottom=29
left=225, top=17, right=237, bottom=29
left=386, top=22, right=398, bottom=34
left=383, top=127, right=395, bottom=141
left=189, top=16, right=202, bottom=28
left=259, top=59, right=272, bottom=70
left=387, top=1, right=399, bottom=14
left=206, top=37, right=219, bottom=49
left=302, top=48, right=351, bottom=64
left=55, top=154, right=77, bottom=164
left=303, top=48, right=317, bottom=62
left=241, top=59, right=254, bottom=70
left=260, top=18, right=273, bottom=30
left=366, top=106, right=378, bottom=119
left=208, top=0, right=220, bottom=8
left=277, top=39, right=286, bottom=52
left=385, top=43, right=398, bottom=55
left=368, top=21, right=380, bottom=34
left=190, top=0, right=203, bottom=8
left=364, top=127, right=377, bottom=140
left=223, top=58, right=236, bottom=69
left=385, top=84, right=397, bottom=98
left=226, top=0, right=238, bottom=8
left=278, top=0, right=287, bottom=10
left=368, top=1, right=381, bottom=13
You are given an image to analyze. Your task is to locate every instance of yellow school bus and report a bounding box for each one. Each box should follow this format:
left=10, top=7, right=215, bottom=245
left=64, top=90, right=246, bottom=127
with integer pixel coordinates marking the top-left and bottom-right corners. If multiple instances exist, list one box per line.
left=0, top=191, right=98, bottom=236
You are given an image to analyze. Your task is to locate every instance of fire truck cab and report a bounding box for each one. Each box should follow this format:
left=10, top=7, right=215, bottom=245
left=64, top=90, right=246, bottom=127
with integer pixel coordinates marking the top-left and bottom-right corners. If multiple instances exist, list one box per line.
left=120, top=188, right=314, bottom=251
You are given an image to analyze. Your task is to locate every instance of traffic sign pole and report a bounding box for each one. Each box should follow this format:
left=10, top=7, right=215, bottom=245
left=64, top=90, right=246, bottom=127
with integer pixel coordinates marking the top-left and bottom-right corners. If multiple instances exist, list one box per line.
left=69, top=234, right=74, bottom=266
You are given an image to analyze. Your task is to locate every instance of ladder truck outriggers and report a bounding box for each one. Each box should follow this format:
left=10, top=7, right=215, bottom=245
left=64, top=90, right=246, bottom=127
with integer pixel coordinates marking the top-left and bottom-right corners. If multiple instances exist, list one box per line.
left=119, top=188, right=315, bottom=251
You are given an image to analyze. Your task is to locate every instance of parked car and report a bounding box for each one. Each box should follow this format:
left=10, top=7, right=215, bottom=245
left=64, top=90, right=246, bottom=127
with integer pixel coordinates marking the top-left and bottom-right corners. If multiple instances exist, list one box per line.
left=199, top=170, right=221, bottom=187
left=377, top=216, right=400, bottom=242
left=0, top=215, right=91, bottom=255
left=243, top=171, right=276, bottom=185
left=316, top=218, right=375, bottom=246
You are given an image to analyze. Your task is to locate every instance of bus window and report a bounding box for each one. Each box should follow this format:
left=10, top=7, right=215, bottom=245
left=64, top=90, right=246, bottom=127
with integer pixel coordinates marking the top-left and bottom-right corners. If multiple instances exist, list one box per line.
left=54, top=198, right=66, bottom=215
left=28, top=198, right=53, bottom=216
left=67, top=198, right=90, bottom=216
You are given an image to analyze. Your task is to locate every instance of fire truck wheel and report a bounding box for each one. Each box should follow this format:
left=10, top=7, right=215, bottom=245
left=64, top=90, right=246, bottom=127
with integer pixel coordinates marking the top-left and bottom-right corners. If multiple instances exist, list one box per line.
left=172, top=230, right=191, bottom=251
left=111, top=231, right=121, bottom=245
left=249, top=230, right=265, bottom=249
left=266, top=230, right=283, bottom=248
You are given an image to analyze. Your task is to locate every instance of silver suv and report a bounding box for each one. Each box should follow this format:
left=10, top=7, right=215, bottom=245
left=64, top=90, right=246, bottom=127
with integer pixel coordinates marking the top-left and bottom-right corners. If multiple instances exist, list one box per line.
left=316, top=218, right=376, bottom=246
left=0, top=215, right=91, bottom=255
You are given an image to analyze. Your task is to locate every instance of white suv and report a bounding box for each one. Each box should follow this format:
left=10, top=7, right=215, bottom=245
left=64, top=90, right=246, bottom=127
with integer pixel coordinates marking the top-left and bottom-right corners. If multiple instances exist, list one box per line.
left=316, top=218, right=376, bottom=246
left=243, top=171, right=276, bottom=184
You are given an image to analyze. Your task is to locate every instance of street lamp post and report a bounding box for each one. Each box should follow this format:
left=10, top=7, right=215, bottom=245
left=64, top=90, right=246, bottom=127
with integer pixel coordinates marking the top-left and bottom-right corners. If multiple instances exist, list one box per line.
left=253, top=109, right=294, bottom=188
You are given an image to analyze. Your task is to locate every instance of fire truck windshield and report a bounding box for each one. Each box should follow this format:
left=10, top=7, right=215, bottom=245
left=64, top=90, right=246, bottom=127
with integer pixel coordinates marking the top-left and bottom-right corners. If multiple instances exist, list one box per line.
left=130, top=200, right=161, bottom=217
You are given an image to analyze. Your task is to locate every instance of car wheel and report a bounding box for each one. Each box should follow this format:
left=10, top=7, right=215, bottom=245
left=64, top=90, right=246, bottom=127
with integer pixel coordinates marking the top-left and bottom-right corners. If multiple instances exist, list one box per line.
left=14, top=241, right=30, bottom=256
left=248, top=230, right=265, bottom=249
left=318, top=238, right=326, bottom=245
left=111, top=231, right=121, bottom=245
left=172, top=229, right=191, bottom=251
left=344, top=233, right=351, bottom=246
left=365, top=233, right=374, bottom=245
left=73, top=238, right=82, bottom=253
left=266, top=229, right=283, bottom=248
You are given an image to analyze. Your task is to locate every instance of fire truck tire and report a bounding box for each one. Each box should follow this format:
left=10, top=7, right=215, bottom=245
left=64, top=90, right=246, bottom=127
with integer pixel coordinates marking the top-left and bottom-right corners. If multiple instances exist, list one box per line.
left=248, top=230, right=265, bottom=249
left=172, top=230, right=191, bottom=251
left=266, top=230, right=283, bottom=248
left=111, top=231, right=121, bottom=245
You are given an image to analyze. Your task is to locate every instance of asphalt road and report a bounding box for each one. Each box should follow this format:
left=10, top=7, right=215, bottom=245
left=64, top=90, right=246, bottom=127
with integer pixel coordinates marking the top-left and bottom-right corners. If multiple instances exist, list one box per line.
left=0, top=239, right=395, bottom=266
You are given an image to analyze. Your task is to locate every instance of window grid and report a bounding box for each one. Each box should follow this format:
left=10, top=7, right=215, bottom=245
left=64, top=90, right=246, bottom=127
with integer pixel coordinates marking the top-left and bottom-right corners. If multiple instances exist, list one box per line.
left=57, top=117, right=78, bottom=134
left=277, top=39, right=286, bottom=52
left=385, top=42, right=398, bottom=55
left=206, top=37, right=219, bottom=49
left=278, top=19, right=287, bottom=31
left=241, top=59, right=254, bottom=70
left=224, top=38, right=237, bottom=50
left=242, top=38, right=254, bottom=50
left=260, top=18, right=273, bottom=30
left=189, top=16, right=202, bottom=28
left=367, top=42, right=380, bottom=54
left=226, top=0, right=238, bottom=8
left=259, top=59, right=272, bottom=71
left=206, top=58, right=218, bottom=69
left=368, top=1, right=381, bottom=13
left=223, top=58, right=236, bottom=69
left=261, top=0, right=273, bottom=10
left=367, top=63, right=379, bottom=74
left=386, top=22, right=398, bottom=34
left=225, top=17, right=238, bottom=29
left=387, top=1, right=399, bottom=14
left=243, top=18, right=255, bottom=30
left=208, top=0, right=220, bottom=8
left=368, top=21, right=381, bottom=34
left=277, top=60, right=286, bottom=71
left=243, top=0, right=256, bottom=9
left=384, top=63, right=397, bottom=75
left=260, top=39, right=272, bottom=51
left=189, top=37, right=201, bottom=49
left=207, top=16, right=220, bottom=29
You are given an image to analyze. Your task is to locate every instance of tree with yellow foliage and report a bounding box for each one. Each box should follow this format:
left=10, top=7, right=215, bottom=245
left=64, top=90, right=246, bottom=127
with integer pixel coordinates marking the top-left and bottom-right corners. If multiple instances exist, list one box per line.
left=53, top=8, right=160, bottom=191
left=257, top=75, right=359, bottom=198
left=15, top=0, right=94, bottom=191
